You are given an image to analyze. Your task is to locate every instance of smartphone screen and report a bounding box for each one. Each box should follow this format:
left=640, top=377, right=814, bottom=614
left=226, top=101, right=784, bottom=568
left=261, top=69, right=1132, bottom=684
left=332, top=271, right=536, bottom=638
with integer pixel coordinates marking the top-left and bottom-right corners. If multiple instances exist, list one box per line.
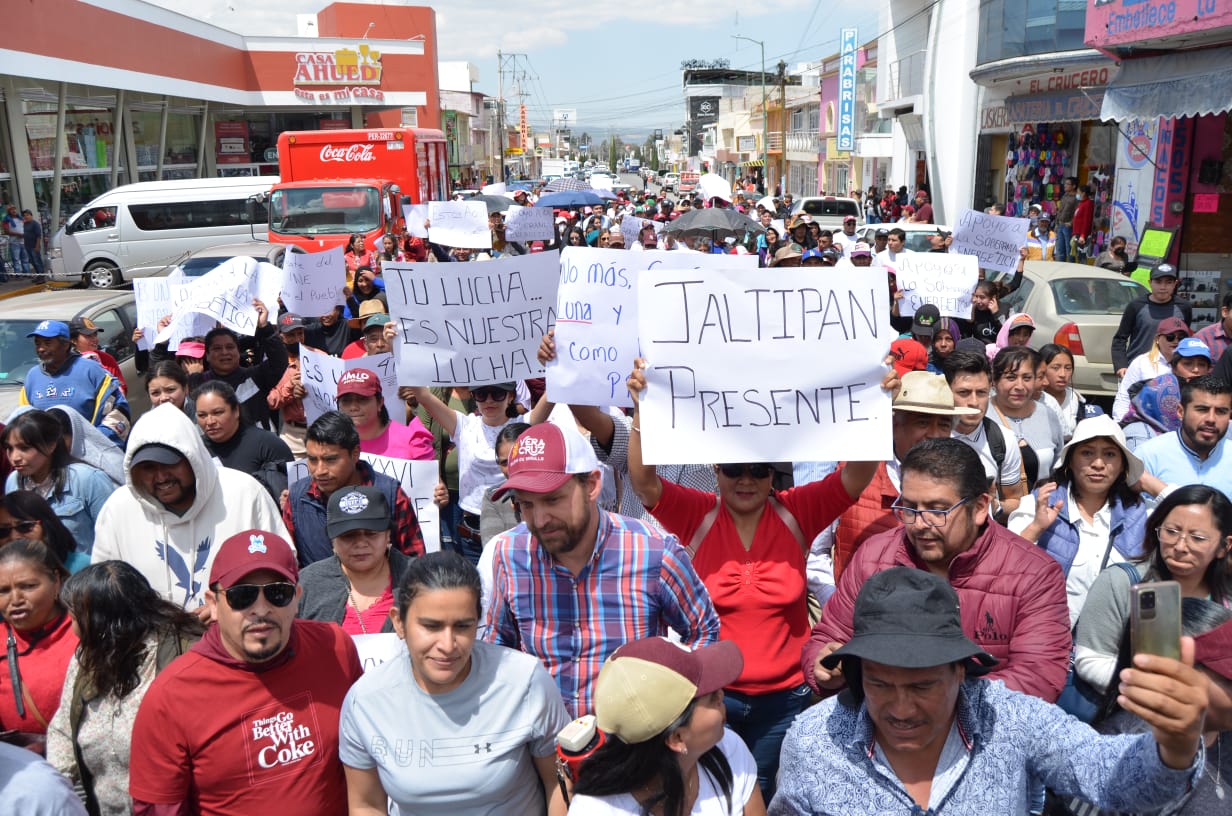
left=1130, top=581, right=1182, bottom=661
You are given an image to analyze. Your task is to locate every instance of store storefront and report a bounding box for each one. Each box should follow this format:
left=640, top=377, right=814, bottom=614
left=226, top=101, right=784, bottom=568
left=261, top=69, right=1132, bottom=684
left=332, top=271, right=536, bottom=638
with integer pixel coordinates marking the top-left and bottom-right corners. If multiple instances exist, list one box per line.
left=1086, top=0, right=1232, bottom=298
left=1, top=0, right=440, bottom=237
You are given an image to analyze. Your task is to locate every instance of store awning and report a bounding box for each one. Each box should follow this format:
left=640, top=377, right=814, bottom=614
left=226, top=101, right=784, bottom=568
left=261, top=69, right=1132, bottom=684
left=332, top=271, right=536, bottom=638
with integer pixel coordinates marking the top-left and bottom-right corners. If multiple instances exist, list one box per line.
left=1101, top=46, right=1232, bottom=122
left=742, top=159, right=764, bottom=167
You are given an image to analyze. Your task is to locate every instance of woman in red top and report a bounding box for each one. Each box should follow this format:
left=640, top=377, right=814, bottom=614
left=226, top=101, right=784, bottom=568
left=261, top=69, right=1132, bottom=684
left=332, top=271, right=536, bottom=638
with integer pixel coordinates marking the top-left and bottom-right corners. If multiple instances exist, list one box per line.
left=344, top=233, right=375, bottom=281
left=624, top=359, right=882, bottom=802
left=0, top=538, right=77, bottom=753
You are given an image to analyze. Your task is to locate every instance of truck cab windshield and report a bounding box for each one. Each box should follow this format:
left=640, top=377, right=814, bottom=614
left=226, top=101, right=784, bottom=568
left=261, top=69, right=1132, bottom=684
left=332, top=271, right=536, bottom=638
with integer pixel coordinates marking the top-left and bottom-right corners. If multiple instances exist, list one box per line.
left=269, top=186, right=380, bottom=235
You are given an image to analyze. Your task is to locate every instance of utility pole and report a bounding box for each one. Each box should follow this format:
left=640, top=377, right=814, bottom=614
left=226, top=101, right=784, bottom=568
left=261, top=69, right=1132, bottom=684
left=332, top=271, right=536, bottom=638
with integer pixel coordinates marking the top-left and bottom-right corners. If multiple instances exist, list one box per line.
left=732, top=36, right=767, bottom=192
left=778, top=60, right=787, bottom=197
left=496, top=50, right=505, bottom=182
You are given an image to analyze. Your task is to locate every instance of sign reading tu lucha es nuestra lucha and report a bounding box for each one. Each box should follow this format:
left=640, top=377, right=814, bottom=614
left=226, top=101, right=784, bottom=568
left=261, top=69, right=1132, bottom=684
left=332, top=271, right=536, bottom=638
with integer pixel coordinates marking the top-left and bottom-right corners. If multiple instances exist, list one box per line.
left=293, top=45, right=385, bottom=104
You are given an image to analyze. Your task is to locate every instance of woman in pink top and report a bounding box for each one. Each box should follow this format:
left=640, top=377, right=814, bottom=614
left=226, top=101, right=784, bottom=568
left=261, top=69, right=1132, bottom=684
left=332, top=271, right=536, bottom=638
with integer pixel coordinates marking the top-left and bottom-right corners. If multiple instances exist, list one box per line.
left=336, top=368, right=434, bottom=460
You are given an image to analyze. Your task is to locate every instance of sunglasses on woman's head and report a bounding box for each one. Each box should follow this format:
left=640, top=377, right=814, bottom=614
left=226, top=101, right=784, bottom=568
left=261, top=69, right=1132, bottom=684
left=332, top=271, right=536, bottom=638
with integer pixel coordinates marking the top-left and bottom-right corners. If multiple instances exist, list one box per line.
left=218, top=582, right=296, bottom=610
left=0, top=520, right=38, bottom=539
left=718, top=463, right=773, bottom=479
left=471, top=387, right=509, bottom=402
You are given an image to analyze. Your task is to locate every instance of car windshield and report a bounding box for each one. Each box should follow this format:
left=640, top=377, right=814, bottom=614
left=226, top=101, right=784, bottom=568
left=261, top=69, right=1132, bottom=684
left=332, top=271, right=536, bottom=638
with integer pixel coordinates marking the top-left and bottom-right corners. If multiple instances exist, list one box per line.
left=798, top=200, right=859, bottom=218
left=0, top=321, right=48, bottom=385
left=1050, top=277, right=1145, bottom=315
left=269, top=186, right=380, bottom=236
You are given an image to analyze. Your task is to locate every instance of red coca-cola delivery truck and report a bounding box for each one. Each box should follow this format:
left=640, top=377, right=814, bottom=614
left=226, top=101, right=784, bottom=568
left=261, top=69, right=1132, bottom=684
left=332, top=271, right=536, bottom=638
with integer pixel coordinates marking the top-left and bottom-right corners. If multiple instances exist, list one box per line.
left=267, top=127, right=448, bottom=252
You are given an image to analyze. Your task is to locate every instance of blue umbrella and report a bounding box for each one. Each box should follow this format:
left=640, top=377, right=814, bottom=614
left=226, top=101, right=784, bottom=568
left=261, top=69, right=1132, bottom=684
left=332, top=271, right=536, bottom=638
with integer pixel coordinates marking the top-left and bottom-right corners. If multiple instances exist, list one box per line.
left=534, top=190, right=605, bottom=208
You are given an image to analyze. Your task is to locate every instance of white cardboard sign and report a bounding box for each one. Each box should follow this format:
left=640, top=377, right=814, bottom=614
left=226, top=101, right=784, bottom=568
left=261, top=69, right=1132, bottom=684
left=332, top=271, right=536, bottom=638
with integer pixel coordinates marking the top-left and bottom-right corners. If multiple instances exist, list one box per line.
left=894, top=252, right=980, bottom=319
left=619, top=216, right=663, bottom=249
left=428, top=201, right=491, bottom=249
left=286, top=455, right=440, bottom=553
left=402, top=204, right=429, bottom=239
left=383, top=252, right=560, bottom=387
left=352, top=633, right=403, bottom=672
left=280, top=246, right=346, bottom=316
left=503, top=205, right=554, bottom=242
left=299, top=348, right=404, bottom=426
left=154, top=256, right=283, bottom=343
left=950, top=209, right=1028, bottom=275
left=549, top=248, right=757, bottom=408
left=636, top=265, right=893, bottom=464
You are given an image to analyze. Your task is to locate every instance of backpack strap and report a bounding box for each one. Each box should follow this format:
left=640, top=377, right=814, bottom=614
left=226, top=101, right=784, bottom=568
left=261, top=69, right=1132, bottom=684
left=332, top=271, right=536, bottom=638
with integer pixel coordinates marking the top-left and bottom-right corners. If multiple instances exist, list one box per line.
left=685, top=495, right=807, bottom=558
left=1110, top=561, right=1141, bottom=585
left=982, top=415, right=1007, bottom=490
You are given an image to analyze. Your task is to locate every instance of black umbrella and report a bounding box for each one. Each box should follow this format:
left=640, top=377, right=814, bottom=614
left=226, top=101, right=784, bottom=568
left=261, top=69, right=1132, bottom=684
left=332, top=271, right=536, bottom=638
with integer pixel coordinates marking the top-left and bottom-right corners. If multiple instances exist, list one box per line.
left=468, top=194, right=513, bottom=214
left=662, top=207, right=765, bottom=239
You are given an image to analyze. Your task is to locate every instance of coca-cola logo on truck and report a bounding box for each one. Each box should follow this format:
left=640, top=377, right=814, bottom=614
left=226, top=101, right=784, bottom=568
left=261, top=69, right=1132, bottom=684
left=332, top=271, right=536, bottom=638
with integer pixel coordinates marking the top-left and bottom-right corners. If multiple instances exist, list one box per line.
left=320, top=144, right=376, bottom=162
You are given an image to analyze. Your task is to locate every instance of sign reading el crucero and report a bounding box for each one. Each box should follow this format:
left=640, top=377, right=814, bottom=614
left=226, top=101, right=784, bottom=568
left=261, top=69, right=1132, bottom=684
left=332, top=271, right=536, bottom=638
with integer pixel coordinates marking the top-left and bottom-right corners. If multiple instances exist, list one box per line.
left=293, top=45, right=385, bottom=104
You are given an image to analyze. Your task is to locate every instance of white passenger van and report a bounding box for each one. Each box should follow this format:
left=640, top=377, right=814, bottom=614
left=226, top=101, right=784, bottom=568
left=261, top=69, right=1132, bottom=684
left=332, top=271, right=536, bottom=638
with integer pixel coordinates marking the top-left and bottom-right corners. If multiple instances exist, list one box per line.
left=49, top=176, right=278, bottom=288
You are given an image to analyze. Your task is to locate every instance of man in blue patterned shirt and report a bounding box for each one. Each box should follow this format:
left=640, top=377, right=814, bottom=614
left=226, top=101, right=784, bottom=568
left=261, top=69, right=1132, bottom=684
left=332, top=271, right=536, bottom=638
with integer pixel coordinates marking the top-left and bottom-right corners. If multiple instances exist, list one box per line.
left=771, top=567, right=1208, bottom=815
left=484, top=422, right=720, bottom=718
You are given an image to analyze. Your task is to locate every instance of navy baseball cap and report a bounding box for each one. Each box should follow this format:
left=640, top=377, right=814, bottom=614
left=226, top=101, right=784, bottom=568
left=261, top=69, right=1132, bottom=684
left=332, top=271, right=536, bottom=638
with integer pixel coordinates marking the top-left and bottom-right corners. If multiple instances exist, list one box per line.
left=27, top=320, right=70, bottom=340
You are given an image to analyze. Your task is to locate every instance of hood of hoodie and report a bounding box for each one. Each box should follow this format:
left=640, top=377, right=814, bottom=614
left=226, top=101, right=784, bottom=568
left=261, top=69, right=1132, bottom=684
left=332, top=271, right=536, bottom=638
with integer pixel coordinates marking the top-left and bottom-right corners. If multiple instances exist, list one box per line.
left=47, top=404, right=126, bottom=486
left=123, top=402, right=219, bottom=524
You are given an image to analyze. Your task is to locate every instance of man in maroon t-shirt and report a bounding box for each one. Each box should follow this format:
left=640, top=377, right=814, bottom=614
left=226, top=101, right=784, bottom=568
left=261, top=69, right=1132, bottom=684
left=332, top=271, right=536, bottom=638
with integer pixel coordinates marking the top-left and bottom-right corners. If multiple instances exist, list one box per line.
left=129, top=529, right=362, bottom=816
left=911, top=190, right=934, bottom=224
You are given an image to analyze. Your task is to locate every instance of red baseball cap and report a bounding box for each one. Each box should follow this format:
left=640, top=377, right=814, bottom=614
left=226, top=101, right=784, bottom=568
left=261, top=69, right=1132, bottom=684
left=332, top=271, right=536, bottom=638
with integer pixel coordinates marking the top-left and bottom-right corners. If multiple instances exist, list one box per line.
left=336, top=368, right=381, bottom=398
left=209, top=529, right=297, bottom=587
left=491, top=423, right=600, bottom=500
left=890, top=338, right=929, bottom=377
left=1155, top=316, right=1191, bottom=338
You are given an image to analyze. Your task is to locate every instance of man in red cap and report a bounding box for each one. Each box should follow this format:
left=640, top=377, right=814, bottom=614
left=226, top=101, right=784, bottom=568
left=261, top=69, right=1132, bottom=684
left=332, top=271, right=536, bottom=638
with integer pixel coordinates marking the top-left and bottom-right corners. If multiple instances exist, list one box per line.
left=129, top=529, right=362, bottom=816
left=484, top=422, right=720, bottom=718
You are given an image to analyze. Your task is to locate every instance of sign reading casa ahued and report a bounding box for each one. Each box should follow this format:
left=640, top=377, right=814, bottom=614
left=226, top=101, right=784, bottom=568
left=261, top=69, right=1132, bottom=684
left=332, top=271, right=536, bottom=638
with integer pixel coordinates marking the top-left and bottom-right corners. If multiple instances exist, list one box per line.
left=293, top=45, right=386, bottom=103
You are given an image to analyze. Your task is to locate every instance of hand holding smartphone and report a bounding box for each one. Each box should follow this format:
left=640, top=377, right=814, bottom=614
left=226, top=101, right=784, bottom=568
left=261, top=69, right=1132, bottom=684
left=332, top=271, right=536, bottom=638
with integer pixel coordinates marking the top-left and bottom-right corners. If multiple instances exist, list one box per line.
left=1130, top=581, right=1181, bottom=662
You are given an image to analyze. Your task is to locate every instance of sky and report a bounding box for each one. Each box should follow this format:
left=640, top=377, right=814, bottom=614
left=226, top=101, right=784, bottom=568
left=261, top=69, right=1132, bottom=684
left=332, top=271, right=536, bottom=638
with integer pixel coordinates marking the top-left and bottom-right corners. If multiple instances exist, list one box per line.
left=150, top=0, right=879, bottom=141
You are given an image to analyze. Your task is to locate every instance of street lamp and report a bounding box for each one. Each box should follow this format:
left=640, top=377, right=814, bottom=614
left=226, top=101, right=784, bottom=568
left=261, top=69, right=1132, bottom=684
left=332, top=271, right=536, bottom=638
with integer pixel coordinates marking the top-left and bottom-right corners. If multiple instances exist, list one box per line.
left=732, top=34, right=767, bottom=193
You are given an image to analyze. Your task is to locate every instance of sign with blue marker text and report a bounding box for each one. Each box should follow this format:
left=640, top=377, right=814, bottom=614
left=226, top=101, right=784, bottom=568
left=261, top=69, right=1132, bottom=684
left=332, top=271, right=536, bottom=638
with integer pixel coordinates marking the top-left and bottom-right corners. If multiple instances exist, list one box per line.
left=837, top=28, right=858, bottom=153
left=636, top=265, right=892, bottom=464
left=894, top=252, right=979, bottom=319
left=427, top=200, right=491, bottom=249
left=950, top=209, right=1028, bottom=275
left=550, top=248, right=757, bottom=408
left=383, top=251, right=559, bottom=387
left=504, top=205, right=554, bottom=242
left=280, top=246, right=346, bottom=316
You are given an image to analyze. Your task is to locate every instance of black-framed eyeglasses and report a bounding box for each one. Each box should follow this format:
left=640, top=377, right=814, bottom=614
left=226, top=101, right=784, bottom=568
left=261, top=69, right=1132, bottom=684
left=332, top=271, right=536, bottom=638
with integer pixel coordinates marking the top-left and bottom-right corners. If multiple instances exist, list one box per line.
left=890, top=498, right=970, bottom=528
left=0, top=520, right=38, bottom=539
left=718, top=463, right=773, bottom=480
left=1160, top=332, right=1187, bottom=343
left=219, top=582, right=296, bottom=610
left=471, top=387, right=509, bottom=402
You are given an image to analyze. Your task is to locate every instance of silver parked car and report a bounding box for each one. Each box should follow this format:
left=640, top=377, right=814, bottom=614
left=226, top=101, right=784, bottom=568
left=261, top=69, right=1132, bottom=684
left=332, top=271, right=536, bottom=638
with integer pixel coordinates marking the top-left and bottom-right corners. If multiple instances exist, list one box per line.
left=1000, top=261, right=1148, bottom=398
left=0, top=289, right=151, bottom=422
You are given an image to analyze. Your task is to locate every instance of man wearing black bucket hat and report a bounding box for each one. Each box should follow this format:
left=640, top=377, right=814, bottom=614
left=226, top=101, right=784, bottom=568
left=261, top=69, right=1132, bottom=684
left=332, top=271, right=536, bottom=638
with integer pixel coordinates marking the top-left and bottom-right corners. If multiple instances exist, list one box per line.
left=770, top=567, right=1209, bottom=815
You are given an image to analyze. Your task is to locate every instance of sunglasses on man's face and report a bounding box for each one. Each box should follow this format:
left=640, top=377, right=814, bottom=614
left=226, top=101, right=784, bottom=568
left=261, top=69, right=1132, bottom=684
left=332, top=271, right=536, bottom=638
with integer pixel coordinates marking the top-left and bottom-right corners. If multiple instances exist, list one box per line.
left=471, top=387, right=509, bottom=402
left=718, top=463, right=773, bottom=480
left=0, top=520, right=38, bottom=539
left=219, top=582, right=296, bottom=611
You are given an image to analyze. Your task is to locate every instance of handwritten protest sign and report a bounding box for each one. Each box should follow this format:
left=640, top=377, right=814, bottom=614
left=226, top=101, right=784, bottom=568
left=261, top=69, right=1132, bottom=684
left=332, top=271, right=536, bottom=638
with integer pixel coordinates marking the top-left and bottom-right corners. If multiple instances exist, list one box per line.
left=281, top=246, right=345, bottom=315
left=550, top=248, right=757, bottom=408
left=619, top=216, right=663, bottom=249
left=636, top=266, right=892, bottom=464
left=384, top=251, right=559, bottom=387
left=154, top=256, right=283, bottom=343
left=481, top=182, right=507, bottom=196
left=403, top=204, right=429, bottom=238
left=133, top=274, right=211, bottom=351
left=428, top=201, right=491, bottom=249
left=894, top=253, right=979, bottom=319
left=299, top=347, right=344, bottom=425
left=286, top=455, right=440, bottom=552
left=504, top=205, right=554, bottom=242
left=950, top=209, right=1028, bottom=275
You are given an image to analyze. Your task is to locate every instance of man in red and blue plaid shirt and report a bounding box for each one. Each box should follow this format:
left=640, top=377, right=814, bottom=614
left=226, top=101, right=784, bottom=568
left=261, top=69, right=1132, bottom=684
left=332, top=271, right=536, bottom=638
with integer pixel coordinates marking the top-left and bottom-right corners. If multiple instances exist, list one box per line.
left=485, top=422, right=720, bottom=718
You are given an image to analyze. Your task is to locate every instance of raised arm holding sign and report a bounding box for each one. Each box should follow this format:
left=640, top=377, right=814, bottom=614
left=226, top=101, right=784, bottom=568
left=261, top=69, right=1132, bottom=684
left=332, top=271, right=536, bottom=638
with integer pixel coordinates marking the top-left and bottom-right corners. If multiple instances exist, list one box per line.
left=634, top=266, right=894, bottom=464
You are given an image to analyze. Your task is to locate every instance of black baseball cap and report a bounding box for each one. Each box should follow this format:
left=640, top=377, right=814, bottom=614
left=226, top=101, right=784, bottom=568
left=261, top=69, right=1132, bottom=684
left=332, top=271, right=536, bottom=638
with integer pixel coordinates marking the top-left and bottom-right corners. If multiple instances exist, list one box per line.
left=69, top=317, right=103, bottom=336
left=326, top=486, right=391, bottom=539
left=912, top=304, right=942, bottom=337
left=130, top=443, right=184, bottom=467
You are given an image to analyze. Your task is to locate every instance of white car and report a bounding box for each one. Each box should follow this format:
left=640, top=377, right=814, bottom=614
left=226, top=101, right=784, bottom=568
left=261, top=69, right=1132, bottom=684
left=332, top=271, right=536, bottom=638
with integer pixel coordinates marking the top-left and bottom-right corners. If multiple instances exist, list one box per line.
left=790, top=197, right=862, bottom=231
left=858, top=222, right=951, bottom=253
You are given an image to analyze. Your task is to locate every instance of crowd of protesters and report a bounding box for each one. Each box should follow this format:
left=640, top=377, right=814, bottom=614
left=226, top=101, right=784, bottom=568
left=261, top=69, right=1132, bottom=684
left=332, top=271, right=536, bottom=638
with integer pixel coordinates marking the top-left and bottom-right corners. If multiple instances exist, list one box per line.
left=0, top=173, right=1229, bottom=816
